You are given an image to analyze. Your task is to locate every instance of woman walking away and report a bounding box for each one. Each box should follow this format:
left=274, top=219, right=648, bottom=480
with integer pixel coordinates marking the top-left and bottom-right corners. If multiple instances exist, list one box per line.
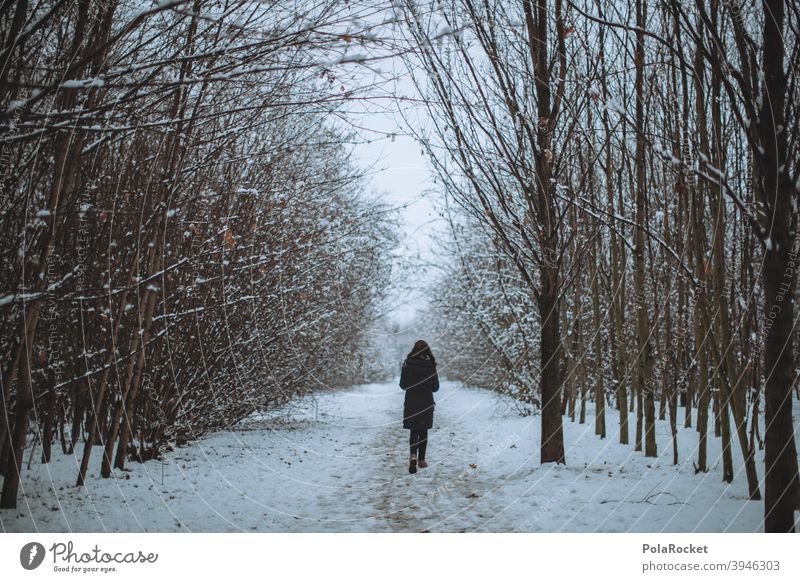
left=400, top=340, right=440, bottom=474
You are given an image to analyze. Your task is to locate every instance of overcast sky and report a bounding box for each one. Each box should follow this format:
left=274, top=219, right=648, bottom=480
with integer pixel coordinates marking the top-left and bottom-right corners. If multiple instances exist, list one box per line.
left=345, top=57, right=446, bottom=328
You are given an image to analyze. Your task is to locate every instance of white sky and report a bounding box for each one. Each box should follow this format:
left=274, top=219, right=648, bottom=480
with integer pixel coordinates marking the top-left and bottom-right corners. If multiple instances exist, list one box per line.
left=344, top=59, right=446, bottom=327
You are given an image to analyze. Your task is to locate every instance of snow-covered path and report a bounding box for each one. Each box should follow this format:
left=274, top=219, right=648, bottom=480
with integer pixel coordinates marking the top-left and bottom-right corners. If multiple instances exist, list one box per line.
left=2, top=380, right=791, bottom=532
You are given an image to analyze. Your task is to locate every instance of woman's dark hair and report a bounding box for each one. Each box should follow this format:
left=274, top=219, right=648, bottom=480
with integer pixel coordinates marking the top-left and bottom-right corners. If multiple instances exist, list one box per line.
left=408, top=340, right=435, bottom=364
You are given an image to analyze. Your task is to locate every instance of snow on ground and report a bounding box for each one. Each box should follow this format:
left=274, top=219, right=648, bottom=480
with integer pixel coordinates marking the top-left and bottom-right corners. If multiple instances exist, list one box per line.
left=2, top=380, right=798, bottom=532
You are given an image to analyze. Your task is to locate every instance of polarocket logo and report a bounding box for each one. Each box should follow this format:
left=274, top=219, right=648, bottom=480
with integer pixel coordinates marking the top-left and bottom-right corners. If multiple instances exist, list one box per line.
left=20, top=542, right=46, bottom=570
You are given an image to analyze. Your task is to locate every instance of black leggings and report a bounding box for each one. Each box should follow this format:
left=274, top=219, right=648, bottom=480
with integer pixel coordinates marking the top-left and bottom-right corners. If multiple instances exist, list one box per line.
left=409, top=429, right=428, bottom=460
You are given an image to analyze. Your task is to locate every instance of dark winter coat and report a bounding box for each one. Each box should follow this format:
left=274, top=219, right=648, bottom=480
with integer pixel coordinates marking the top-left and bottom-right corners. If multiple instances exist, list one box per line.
left=400, top=357, right=440, bottom=430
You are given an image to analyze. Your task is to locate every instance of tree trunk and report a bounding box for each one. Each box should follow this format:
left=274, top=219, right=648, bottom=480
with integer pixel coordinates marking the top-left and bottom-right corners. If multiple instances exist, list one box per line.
left=762, top=243, right=799, bottom=531
left=592, top=248, right=606, bottom=438
left=0, top=340, right=22, bottom=464
left=633, top=0, right=656, bottom=458
left=539, top=261, right=565, bottom=464
left=40, top=388, right=56, bottom=464
left=0, top=307, right=39, bottom=508
left=76, top=289, right=130, bottom=486
left=669, top=382, right=679, bottom=465
left=758, top=0, right=798, bottom=532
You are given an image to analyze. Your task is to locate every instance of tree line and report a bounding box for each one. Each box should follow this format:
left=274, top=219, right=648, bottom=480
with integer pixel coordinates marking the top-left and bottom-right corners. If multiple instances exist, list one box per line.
left=0, top=1, right=396, bottom=509
left=403, top=0, right=799, bottom=532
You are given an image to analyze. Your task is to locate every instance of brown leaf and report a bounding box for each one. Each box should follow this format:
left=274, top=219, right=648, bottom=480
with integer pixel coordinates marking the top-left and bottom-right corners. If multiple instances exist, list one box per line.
left=223, top=229, right=236, bottom=250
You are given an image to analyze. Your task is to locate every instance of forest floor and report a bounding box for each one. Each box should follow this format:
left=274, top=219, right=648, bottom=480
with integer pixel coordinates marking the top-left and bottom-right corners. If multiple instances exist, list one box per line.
left=2, top=380, right=798, bottom=532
